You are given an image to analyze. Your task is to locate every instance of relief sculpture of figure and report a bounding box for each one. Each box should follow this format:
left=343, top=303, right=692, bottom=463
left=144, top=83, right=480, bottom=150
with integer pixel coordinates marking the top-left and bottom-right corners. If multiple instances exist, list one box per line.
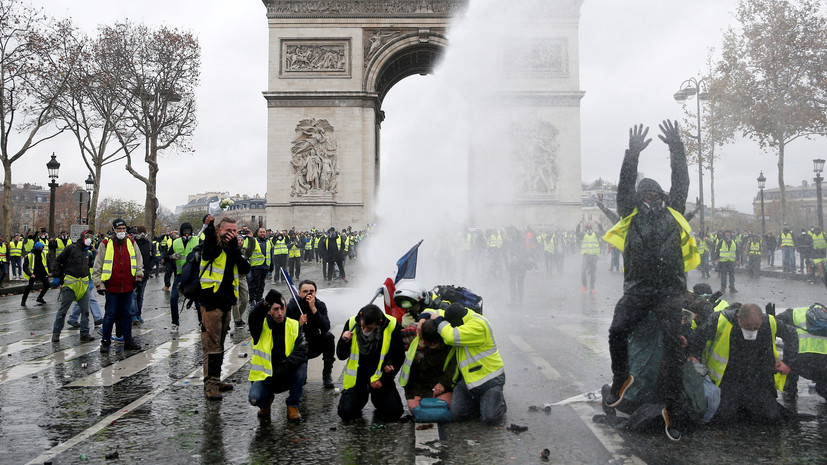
left=365, top=30, right=400, bottom=60
left=291, top=119, right=339, bottom=197
left=513, top=121, right=559, bottom=195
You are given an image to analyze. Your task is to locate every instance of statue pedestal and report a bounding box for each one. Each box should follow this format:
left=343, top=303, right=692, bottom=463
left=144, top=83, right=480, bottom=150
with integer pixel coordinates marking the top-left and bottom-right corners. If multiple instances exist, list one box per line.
left=296, top=189, right=334, bottom=203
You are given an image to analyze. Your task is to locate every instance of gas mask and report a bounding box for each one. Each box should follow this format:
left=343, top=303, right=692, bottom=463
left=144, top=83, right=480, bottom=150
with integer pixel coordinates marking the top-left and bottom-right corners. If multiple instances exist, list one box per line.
left=84, top=237, right=93, bottom=246
left=116, top=231, right=127, bottom=240
left=741, top=328, right=758, bottom=340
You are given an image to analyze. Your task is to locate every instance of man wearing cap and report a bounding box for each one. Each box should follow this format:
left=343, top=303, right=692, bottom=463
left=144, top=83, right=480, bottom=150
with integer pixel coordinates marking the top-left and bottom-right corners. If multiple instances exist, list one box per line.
left=601, top=121, right=697, bottom=441
left=93, top=219, right=144, bottom=352
left=21, top=241, right=50, bottom=306
left=51, top=229, right=96, bottom=343
left=166, top=222, right=200, bottom=333
left=322, top=227, right=347, bottom=284
left=286, top=279, right=335, bottom=388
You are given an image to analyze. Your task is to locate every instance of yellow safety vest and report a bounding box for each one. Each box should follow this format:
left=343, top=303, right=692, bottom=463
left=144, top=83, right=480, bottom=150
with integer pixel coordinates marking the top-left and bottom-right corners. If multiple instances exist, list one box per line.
left=288, top=242, right=302, bottom=259
left=99, top=239, right=137, bottom=282
left=56, top=237, right=72, bottom=255
left=435, top=308, right=505, bottom=390
left=697, top=239, right=709, bottom=255
left=749, top=241, right=762, bottom=255
left=342, top=314, right=397, bottom=390
left=23, top=238, right=34, bottom=254
left=781, top=232, right=795, bottom=247
left=249, top=317, right=300, bottom=382
left=199, top=249, right=239, bottom=298
left=581, top=232, right=600, bottom=255
left=9, top=240, right=23, bottom=257
left=399, top=334, right=454, bottom=387
left=23, top=252, right=49, bottom=279
left=247, top=237, right=272, bottom=267
left=489, top=232, right=503, bottom=249
left=602, top=207, right=700, bottom=272
left=63, top=275, right=90, bottom=302
left=272, top=237, right=288, bottom=256
left=719, top=240, right=737, bottom=262
left=305, top=237, right=313, bottom=251
left=706, top=314, right=786, bottom=392
left=172, top=236, right=200, bottom=274
left=0, top=243, right=6, bottom=262
left=792, top=307, right=827, bottom=355
left=812, top=233, right=827, bottom=250
left=544, top=234, right=555, bottom=253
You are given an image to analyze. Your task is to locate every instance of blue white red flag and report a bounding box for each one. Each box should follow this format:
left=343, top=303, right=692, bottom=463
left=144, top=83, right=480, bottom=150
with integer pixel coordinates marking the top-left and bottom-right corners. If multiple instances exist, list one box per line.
left=280, top=267, right=301, bottom=310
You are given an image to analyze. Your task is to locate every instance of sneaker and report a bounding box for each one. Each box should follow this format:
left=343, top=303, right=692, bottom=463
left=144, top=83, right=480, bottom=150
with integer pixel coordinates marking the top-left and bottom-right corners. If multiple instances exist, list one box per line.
left=113, top=336, right=124, bottom=344
left=97, top=328, right=103, bottom=336
left=99, top=342, right=110, bottom=353
left=51, top=333, right=60, bottom=343
left=662, top=408, right=681, bottom=441
left=67, top=321, right=80, bottom=329
left=170, top=324, right=179, bottom=334
left=137, top=317, right=144, bottom=324
left=80, top=334, right=95, bottom=343
left=581, top=286, right=587, bottom=293
left=20, top=301, right=26, bottom=307
left=94, top=320, right=103, bottom=327
left=257, top=406, right=271, bottom=418
left=604, top=375, right=634, bottom=408
left=287, top=405, right=302, bottom=422
left=36, top=298, right=47, bottom=305
left=163, top=286, right=169, bottom=291
left=730, top=287, right=738, bottom=294
left=590, top=289, right=597, bottom=294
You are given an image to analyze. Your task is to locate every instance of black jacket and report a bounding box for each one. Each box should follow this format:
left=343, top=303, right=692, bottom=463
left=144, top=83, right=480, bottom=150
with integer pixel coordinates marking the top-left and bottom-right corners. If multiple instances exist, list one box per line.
left=616, top=141, right=689, bottom=296
left=198, top=221, right=251, bottom=310
left=136, top=237, right=153, bottom=274
left=336, top=315, right=404, bottom=384
left=286, top=297, right=331, bottom=339
left=248, top=301, right=308, bottom=379
left=53, top=243, right=93, bottom=280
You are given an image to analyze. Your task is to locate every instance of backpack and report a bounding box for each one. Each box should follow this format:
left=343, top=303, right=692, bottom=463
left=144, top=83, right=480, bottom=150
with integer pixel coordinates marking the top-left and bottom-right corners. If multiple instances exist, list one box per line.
left=431, top=285, right=484, bottom=314
left=805, top=303, right=827, bottom=337
left=179, top=244, right=208, bottom=302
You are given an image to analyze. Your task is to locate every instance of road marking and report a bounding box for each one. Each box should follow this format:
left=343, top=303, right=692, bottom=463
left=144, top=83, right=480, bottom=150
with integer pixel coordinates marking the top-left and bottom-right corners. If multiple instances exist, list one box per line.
left=0, top=333, right=52, bottom=356
left=414, top=422, right=441, bottom=465
left=569, top=402, right=647, bottom=465
left=0, top=309, right=56, bottom=326
left=67, top=329, right=198, bottom=387
left=508, top=335, right=561, bottom=380
left=174, top=337, right=252, bottom=386
left=0, top=328, right=155, bottom=385
left=23, top=337, right=255, bottom=465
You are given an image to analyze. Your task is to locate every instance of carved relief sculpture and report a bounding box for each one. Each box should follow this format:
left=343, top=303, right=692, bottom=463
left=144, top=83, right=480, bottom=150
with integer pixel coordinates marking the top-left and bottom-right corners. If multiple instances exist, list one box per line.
left=264, top=0, right=467, bottom=16
left=365, top=30, right=401, bottom=61
left=512, top=120, right=559, bottom=195
left=291, top=119, right=340, bottom=197
left=502, top=39, right=568, bottom=76
left=281, top=40, right=351, bottom=77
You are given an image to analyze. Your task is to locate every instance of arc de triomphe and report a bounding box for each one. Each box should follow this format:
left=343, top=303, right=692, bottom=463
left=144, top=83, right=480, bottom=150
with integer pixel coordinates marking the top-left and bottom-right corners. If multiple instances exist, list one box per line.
left=261, top=0, right=585, bottom=230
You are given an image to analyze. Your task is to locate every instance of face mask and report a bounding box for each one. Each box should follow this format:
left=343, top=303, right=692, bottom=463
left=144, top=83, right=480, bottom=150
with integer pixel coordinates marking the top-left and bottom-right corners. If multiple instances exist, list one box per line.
left=116, top=231, right=127, bottom=240
left=84, top=238, right=93, bottom=246
left=741, top=328, right=758, bottom=340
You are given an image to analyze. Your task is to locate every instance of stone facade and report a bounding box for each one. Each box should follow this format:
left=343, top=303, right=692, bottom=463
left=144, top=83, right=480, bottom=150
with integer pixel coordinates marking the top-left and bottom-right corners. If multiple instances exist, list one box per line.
left=261, top=0, right=584, bottom=229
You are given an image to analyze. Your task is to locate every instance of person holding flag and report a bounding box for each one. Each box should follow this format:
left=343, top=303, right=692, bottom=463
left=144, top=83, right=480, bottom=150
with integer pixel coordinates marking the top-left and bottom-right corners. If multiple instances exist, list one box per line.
left=286, top=278, right=336, bottom=388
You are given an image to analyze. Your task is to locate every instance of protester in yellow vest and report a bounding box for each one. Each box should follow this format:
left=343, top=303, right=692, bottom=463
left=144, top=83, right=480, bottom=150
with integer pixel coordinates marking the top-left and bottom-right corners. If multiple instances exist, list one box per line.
left=687, top=303, right=797, bottom=425
left=51, top=230, right=95, bottom=344
left=811, top=227, right=827, bottom=277
left=399, top=319, right=457, bottom=422
left=776, top=304, right=827, bottom=402
left=167, top=222, right=200, bottom=334
left=336, top=304, right=404, bottom=421
left=780, top=227, right=797, bottom=273
left=271, top=231, right=289, bottom=283
left=9, top=233, right=23, bottom=280
left=601, top=121, right=696, bottom=442
left=0, top=233, right=7, bottom=287
left=715, top=231, right=739, bottom=294
left=579, top=223, right=600, bottom=293
left=21, top=241, right=50, bottom=306
left=248, top=289, right=308, bottom=421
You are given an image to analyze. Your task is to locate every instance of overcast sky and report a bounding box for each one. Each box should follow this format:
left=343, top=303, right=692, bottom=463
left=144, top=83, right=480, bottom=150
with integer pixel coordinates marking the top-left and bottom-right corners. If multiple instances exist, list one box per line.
left=19, top=0, right=827, bottom=215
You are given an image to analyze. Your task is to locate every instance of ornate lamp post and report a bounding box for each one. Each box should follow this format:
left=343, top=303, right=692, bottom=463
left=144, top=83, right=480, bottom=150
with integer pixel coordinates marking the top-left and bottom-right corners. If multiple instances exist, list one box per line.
left=46, top=153, right=60, bottom=238
left=757, top=171, right=766, bottom=237
left=674, top=76, right=710, bottom=234
left=814, top=158, right=825, bottom=231
left=85, top=174, right=94, bottom=224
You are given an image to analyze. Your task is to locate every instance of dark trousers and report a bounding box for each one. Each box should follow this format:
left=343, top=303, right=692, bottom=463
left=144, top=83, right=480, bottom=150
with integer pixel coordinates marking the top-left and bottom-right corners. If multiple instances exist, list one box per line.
left=248, top=267, right=267, bottom=303
left=767, top=249, right=775, bottom=266
left=782, top=247, right=796, bottom=272
left=338, top=377, right=403, bottom=421
left=326, top=258, right=346, bottom=281
left=170, top=274, right=183, bottom=325
left=608, top=294, right=683, bottom=411
left=272, top=255, right=288, bottom=281
left=581, top=254, right=597, bottom=288
left=719, top=261, right=736, bottom=289
left=288, top=256, right=301, bottom=279
left=102, top=291, right=134, bottom=344
left=249, top=363, right=307, bottom=408
left=699, top=253, right=710, bottom=277
left=22, top=274, right=49, bottom=303
left=307, top=332, right=335, bottom=360
left=748, top=254, right=762, bottom=278
left=451, top=375, right=507, bottom=425
left=163, top=261, right=174, bottom=287
left=10, top=256, right=21, bottom=278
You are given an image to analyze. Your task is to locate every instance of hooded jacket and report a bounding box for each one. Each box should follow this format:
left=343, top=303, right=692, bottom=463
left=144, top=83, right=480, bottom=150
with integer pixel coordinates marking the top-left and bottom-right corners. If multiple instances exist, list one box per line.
left=616, top=140, right=689, bottom=296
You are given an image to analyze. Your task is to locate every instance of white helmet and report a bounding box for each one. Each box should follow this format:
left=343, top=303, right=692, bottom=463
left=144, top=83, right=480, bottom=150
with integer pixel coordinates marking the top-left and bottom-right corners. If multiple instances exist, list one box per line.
left=393, top=280, right=430, bottom=310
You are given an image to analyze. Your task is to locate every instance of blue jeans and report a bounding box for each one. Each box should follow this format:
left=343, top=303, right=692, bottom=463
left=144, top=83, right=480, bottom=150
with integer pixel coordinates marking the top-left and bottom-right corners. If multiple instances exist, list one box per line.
left=69, top=279, right=103, bottom=323
left=248, top=363, right=307, bottom=408
left=54, top=285, right=91, bottom=335
left=0, top=262, right=6, bottom=284
left=10, top=256, right=21, bottom=278
left=132, top=279, right=147, bottom=319
left=450, top=375, right=507, bottom=425
left=170, top=274, right=182, bottom=325
left=782, top=247, right=796, bottom=272
left=102, top=291, right=134, bottom=344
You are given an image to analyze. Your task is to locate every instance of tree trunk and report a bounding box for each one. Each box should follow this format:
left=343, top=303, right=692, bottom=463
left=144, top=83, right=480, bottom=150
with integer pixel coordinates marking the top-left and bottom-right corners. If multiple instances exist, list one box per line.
left=144, top=135, right=158, bottom=234
left=778, top=141, right=786, bottom=224
left=709, top=164, right=716, bottom=232
left=2, top=158, right=12, bottom=235
left=88, top=164, right=102, bottom=232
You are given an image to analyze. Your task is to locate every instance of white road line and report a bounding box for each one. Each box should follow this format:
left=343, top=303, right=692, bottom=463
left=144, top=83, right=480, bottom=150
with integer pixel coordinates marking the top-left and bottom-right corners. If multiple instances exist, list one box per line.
left=174, top=337, right=252, bottom=387
left=508, top=335, right=561, bottom=380
left=414, top=422, right=441, bottom=465
left=569, top=402, right=647, bottom=465
left=0, top=333, right=52, bottom=356
left=23, top=337, right=255, bottom=465
left=0, top=329, right=155, bottom=385
left=67, top=329, right=198, bottom=387
left=0, top=309, right=56, bottom=326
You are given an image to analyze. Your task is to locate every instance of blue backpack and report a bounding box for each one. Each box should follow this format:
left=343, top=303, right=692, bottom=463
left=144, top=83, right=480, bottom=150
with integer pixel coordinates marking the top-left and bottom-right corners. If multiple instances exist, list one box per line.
left=806, top=304, right=827, bottom=337
left=411, top=398, right=452, bottom=423
left=431, top=285, right=484, bottom=315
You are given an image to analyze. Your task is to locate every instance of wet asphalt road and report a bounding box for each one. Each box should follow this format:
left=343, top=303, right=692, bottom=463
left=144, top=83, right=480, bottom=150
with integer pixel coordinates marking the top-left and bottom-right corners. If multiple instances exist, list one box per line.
left=1, top=254, right=826, bottom=464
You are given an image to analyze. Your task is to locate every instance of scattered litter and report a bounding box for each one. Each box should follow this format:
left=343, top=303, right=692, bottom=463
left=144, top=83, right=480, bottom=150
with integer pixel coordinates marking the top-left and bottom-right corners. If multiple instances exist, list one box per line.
left=79, top=454, right=88, bottom=461
left=528, top=405, right=540, bottom=412
left=543, top=404, right=552, bottom=413
left=506, top=423, right=528, bottom=433
left=81, top=363, right=88, bottom=368
left=415, top=423, right=434, bottom=430
left=238, top=353, right=247, bottom=358
left=105, top=451, right=119, bottom=460
left=541, top=449, right=550, bottom=460
left=329, top=426, right=337, bottom=431
left=370, top=423, right=386, bottom=430
left=465, top=439, right=480, bottom=446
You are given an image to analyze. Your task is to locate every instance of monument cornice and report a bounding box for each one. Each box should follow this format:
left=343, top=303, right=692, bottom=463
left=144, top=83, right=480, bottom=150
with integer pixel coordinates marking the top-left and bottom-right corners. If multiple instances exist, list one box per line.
left=262, top=0, right=468, bottom=19
left=479, top=91, right=587, bottom=107
left=263, top=91, right=380, bottom=108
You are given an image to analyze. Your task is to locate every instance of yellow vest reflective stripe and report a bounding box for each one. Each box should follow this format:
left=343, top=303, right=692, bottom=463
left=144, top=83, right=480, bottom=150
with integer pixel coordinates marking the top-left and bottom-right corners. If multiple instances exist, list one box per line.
left=781, top=233, right=795, bottom=247
left=399, top=334, right=455, bottom=387
left=544, top=235, right=555, bottom=253
left=342, top=314, right=397, bottom=390
left=173, top=237, right=200, bottom=273
left=305, top=238, right=313, bottom=250
left=719, top=240, right=736, bottom=262
left=813, top=233, right=827, bottom=250
left=9, top=240, right=23, bottom=257
left=489, top=232, right=502, bottom=249
left=100, top=239, right=137, bottom=282
left=249, top=317, right=299, bottom=382
left=602, top=207, right=700, bottom=271
left=289, top=242, right=302, bottom=258
left=247, top=237, right=272, bottom=266
left=272, top=238, right=288, bottom=255
left=0, top=243, right=6, bottom=262
left=792, top=307, right=827, bottom=355
left=199, top=250, right=239, bottom=298
left=697, top=239, right=709, bottom=254
left=437, top=309, right=504, bottom=390
left=706, top=314, right=786, bottom=391
left=153, top=241, right=161, bottom=257
left=63, top=275, right=90, bottom=302
left=581, top=233, right=600, bottom=255
left=56, top=238, right=71, bottom=254
left=714, top=299, right=729, bottom=312
left=23, top=252, right=49, bottom=279
left=749, top=241, right=762, bottom=255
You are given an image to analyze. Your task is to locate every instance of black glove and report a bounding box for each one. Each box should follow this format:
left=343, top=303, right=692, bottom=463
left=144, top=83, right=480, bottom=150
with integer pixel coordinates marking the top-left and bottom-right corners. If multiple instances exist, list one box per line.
left=765, top=302, right=776, bottom=316
left=97, top=288, right=106, bottom=296
left=709, top=291, right=723, bottom=306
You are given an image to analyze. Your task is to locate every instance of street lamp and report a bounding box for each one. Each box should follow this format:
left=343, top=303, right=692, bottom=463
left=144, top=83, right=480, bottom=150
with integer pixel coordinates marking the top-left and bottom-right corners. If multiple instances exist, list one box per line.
left=85, top=174, right=94, bottom=224
left=814, top=159, right=825, bottom=231
left=46, top=153, right=60, bottom=238
left=757, top=171, right=766, bottom=238
left=674, top=76, right=710, bottom=235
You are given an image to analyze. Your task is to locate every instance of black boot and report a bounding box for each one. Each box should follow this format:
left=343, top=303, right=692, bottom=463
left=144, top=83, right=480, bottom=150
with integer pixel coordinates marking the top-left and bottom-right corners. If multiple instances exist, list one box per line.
left=322, top=357, right=335, bottom=388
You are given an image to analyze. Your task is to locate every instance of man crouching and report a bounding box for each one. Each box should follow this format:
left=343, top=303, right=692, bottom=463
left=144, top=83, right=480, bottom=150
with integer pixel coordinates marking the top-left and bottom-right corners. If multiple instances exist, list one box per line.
left=248, top=289, right=308, bottom=421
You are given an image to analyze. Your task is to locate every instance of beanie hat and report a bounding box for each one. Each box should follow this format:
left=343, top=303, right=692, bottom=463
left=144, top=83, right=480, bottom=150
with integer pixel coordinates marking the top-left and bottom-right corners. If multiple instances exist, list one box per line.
left=112, top=218, right=127, bottom=229
left=445, top=303, right=468, bottom=327
left=264, top=289, right=284, bottom=307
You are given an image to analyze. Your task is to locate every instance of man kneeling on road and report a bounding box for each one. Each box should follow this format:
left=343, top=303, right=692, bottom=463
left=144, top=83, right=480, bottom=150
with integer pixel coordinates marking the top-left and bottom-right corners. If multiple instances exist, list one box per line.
left=248, top=289, right=308, bottom=421
left=286, top=279, right=336, bottom=388
left=419, top=303, right=507, bottom=425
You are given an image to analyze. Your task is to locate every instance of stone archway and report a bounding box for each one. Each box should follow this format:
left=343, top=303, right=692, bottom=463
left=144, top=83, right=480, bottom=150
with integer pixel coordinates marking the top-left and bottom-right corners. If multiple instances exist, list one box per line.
left=261, top=0, right=584, bottom=230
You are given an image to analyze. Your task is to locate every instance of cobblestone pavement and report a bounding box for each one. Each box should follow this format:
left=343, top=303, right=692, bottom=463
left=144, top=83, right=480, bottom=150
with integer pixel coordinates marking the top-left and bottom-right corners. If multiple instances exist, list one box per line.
left=0, top=256, right=825, bottom=464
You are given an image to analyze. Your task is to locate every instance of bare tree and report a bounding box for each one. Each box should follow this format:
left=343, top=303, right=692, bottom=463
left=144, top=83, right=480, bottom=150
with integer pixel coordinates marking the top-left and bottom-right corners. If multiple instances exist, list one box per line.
left=713, top=0, right=827, bottom=223
left=103, top=21, right=199, bottom=235
left=0, top=1, right=80, bottom=233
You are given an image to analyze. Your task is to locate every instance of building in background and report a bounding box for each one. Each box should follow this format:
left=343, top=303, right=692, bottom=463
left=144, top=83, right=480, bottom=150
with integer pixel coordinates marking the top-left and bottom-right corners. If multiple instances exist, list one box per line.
left=0, top=183, right=51, bottom=235
left=177, top=192, right=266, bottom=230
left=753, top=180, right=824, bottom=231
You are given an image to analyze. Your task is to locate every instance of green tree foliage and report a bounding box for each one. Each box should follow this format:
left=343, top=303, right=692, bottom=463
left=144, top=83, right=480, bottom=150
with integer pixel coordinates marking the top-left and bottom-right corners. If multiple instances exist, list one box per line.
left=712, top=0, right=827, bottom=223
